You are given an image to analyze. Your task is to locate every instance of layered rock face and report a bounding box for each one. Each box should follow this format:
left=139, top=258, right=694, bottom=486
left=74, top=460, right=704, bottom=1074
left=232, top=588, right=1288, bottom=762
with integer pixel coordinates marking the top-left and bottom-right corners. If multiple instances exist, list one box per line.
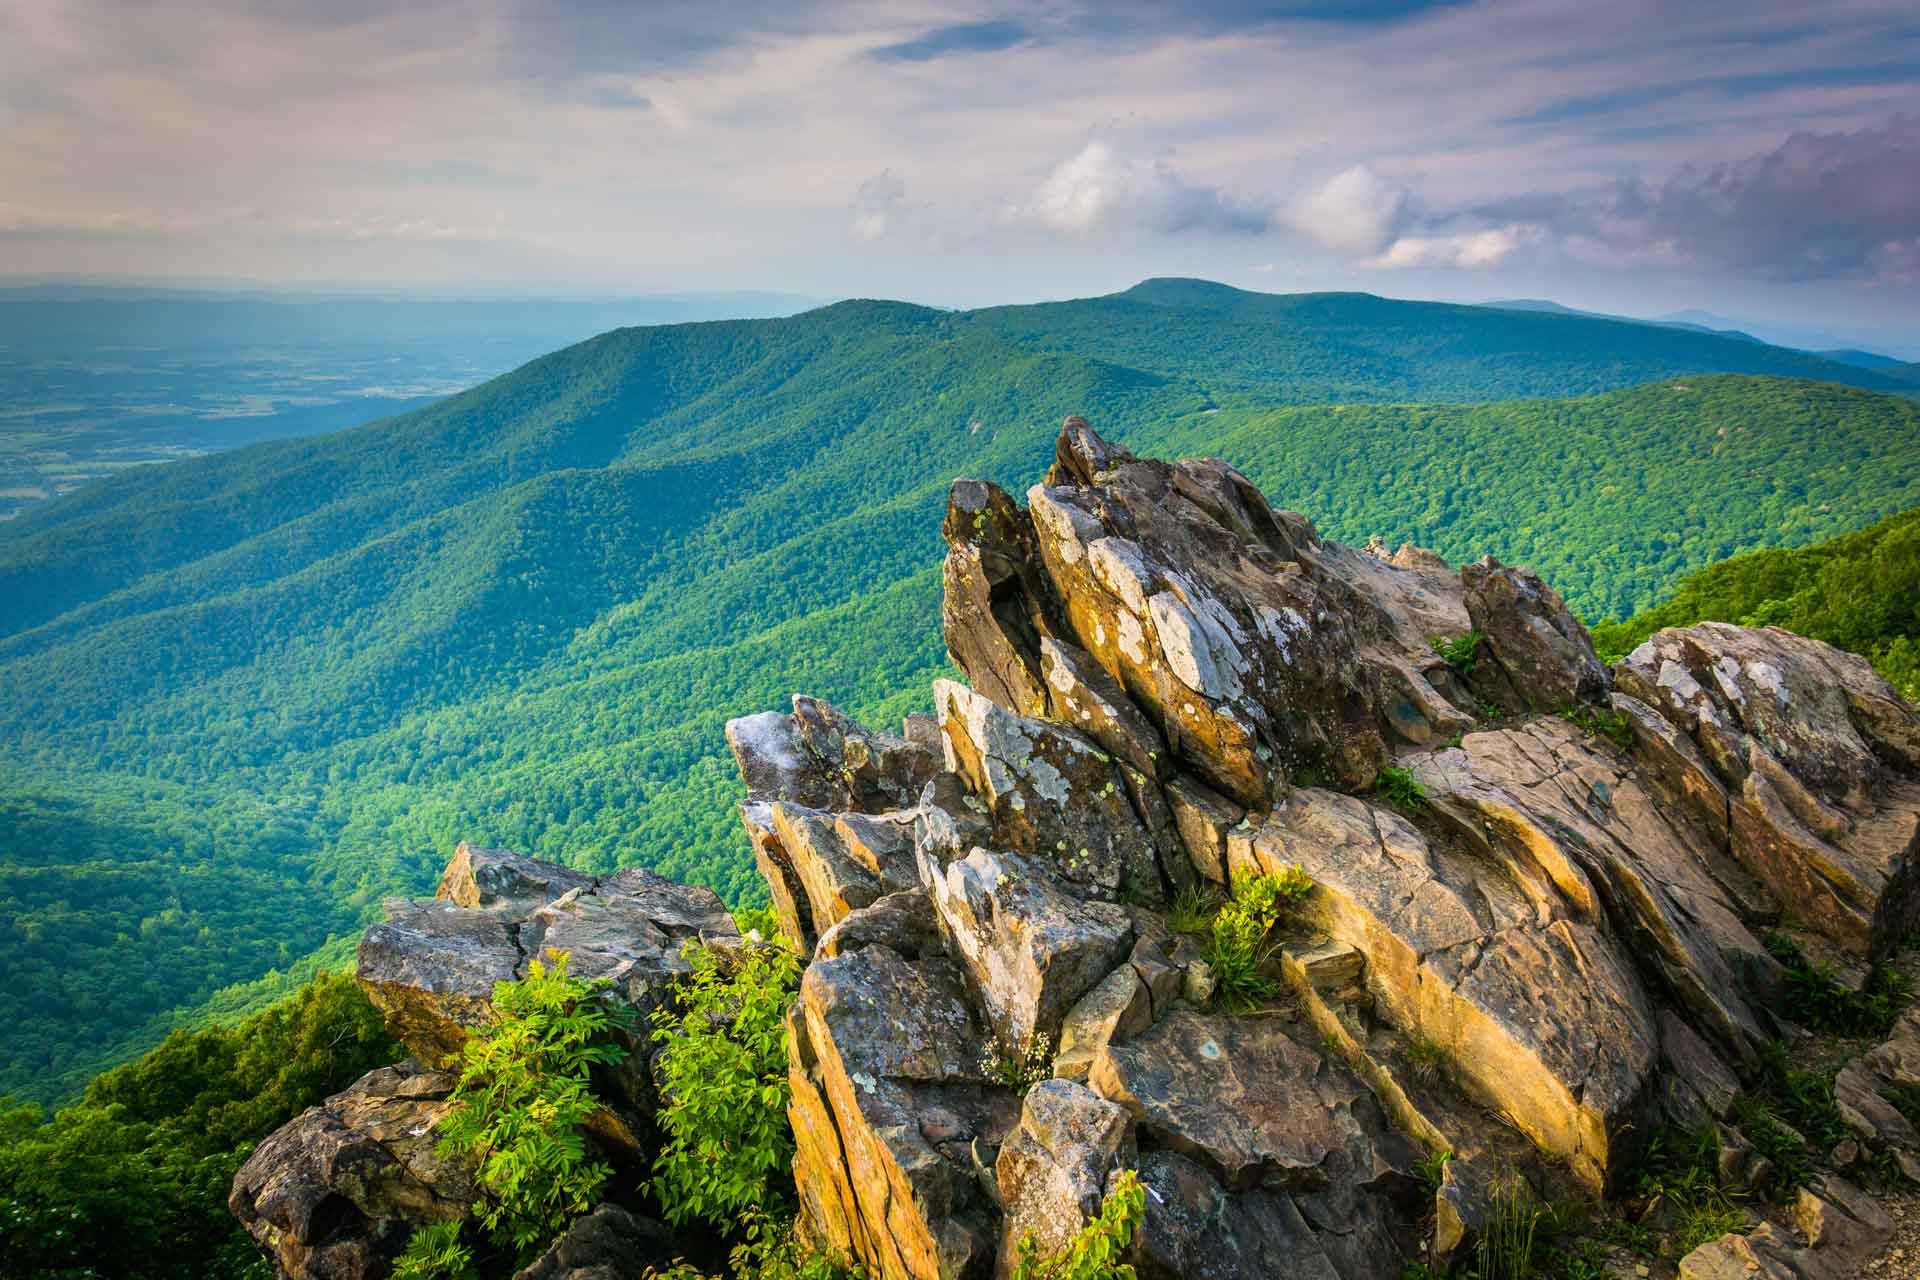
left=230, top=845, right=739, bottom=1280
left=732, top=417, right=1920, bottom=1279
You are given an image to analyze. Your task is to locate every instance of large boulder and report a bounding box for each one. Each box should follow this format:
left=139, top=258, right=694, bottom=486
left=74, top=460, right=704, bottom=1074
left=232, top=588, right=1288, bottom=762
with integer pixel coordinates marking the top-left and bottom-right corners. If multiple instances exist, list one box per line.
left=994, top=1081, right=1136, bottom=1278
left=1460, top=556, right=1610, bottom=710
left=1616, top=623, right=1920, bottom=959
left=229, top=1061, right=475, bottom=1280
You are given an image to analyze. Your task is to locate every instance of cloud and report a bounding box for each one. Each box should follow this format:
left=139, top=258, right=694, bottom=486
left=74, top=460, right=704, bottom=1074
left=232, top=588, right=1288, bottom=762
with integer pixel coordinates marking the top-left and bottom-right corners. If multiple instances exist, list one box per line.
left=870, top=20, right=1029, bottom=62
left=1012, top=141, right=1271, bottom=236
left=1470, top=116, right=1920, bottom=281
left=850, top=171, right=906, bottom=241
left=1369, top=226, right=1533, bottom=268
left=1285, top=164, right=1409, bottom=254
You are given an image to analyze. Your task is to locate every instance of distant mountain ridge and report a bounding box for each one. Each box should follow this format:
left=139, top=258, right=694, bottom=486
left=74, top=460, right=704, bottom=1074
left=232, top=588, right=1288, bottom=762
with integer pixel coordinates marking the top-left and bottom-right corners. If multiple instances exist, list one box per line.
left=4, top=277, right=1920, bottom=1103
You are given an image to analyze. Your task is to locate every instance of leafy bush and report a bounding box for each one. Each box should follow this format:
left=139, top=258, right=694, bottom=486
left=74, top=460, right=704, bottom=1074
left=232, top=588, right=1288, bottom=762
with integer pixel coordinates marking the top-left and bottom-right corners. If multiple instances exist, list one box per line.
left=1431, top=631, right=1482, bottom=677
left=645, top=1209, right=865, bottom=1280
left=1012, top=1168, right=1145, bottom=1280
left=1374, top=765, right=1427, bottom=811
left=650, top=938, right=803, bottom=1230
left=393, top=1221, right=477, bottom=1280
left=0, top=971, right=396, bottom=1280
left=438, top=951, right=629, bottom=1256
left=1629, top=1125, right=1747, bottom=1259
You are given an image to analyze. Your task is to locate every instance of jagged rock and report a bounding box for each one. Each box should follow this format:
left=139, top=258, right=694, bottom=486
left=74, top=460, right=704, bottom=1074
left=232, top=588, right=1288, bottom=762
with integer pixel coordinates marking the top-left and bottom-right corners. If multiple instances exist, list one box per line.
left=1054, top=965, right=1152, bottom=1082
left=512, top=1203, right=674, bottom=1280
left=1131, top=1147, right=1408, bottom=1280
left=722, top=416, right=1920, bottom=1280
left=729, top=694, right=940, bottom=814
left=357, top=849, right=736, bottom=1112
left=942, top=478, right=1058, bottom=719
left=934, top=679, right=1165, bottom=899
left=787, top=936, right=1014, bottom=1280
left=1089, top=1010, right=1418, bottom=1192
left=994, top=1081, right=1136, bottom=1277
left=1616, top=623, right=1920, bottom=959
left=229, top=1061, right=475, bottom=1280
left=1461, top=556, right=1610, bottom=710
left=921, top=846, right=1135, bottom=1050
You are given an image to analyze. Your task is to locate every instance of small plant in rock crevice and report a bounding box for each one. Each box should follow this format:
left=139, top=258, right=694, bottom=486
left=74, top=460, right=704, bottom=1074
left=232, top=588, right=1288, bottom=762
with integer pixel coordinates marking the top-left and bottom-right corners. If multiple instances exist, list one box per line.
left=1204, top=868, right=1315, bottom=1013
left=1763, top=931, right=1911, bottom=1036
left=1166, top=885, right=1219, bottom=935
left=1561, top=703, right=1635, bottom=753
left=981, top=1030, right=1053, bottom=1094
left=1414, top=1148, right=1452, bottom=1195
left=1474, top=1166, right=1545, bottom=1280
left=1374, top=765, right=1427, bottom=812
left=1403, top=1034, right=1449, bottom=1081
left=1431, top=631, right=1482, bottom=678
left=1011, top=1168, right=1145, bottom=1280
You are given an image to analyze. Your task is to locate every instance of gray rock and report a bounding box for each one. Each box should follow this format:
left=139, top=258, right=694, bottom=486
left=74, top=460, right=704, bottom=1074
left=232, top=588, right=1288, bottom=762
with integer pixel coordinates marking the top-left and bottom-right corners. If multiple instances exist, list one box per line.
left=994, top=1081, right=1136, bottom=1278
left=1461, top=556, right=1609, bottom=710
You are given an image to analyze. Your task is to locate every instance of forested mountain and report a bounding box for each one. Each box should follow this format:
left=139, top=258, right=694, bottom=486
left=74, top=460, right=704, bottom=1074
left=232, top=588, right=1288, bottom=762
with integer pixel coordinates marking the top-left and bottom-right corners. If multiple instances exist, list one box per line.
left=4, top=278, right=1918, bottom=1103
left=1593, top=505, right=1920, bottom=701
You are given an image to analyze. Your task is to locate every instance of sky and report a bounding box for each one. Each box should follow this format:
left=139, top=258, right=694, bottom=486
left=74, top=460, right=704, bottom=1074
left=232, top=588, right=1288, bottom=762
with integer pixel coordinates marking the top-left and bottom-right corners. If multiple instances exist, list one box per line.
left=2, top=0, right=1917, bottom=348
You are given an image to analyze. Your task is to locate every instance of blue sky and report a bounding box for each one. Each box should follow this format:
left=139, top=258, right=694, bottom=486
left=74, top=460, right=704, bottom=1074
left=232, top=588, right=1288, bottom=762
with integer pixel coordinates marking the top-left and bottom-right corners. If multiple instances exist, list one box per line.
left=1, top=1, right=1915, bottom=346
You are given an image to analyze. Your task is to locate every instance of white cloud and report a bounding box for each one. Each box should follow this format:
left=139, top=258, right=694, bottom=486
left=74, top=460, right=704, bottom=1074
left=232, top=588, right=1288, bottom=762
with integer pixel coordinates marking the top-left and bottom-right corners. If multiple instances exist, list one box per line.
left=1369, top=225, right=1533, bottom=269
left=1284, top=165, right=1408, bottom=255
left=1012, top=140, right=1269, bottom=236
left=849, top=170, right=905, bottom=241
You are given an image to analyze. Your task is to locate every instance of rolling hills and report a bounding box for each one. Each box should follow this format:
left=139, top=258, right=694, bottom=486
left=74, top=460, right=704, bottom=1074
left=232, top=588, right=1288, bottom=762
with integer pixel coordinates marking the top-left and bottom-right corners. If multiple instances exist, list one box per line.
left=3, top=278, right=1919, bottom=1103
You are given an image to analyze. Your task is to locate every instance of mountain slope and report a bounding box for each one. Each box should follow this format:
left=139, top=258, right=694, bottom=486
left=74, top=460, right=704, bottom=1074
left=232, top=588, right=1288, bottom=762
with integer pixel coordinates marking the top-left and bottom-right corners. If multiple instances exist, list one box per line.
left=1592, top=506, right=1920, bottom=701
left=3, top=280, right=1919, bottom=1103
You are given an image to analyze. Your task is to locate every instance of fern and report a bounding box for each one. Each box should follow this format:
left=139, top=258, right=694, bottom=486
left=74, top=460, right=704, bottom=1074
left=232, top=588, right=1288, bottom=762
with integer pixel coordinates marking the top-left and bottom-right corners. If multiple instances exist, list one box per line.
left=393, top=1221, right=477, bottom=1280
left=436, top=950, right=629, bottom=1256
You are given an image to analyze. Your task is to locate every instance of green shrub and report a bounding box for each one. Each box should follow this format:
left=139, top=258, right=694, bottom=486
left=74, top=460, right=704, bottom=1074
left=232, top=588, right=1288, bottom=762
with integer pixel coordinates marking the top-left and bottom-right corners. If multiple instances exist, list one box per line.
left=1431, top=631, right=1482, bottom=677
left=732, top=905, right=783, bottom=943
left=437, top=951, right=629, bottom=1255
left=1763, top=933, right=1911, bottom=1036
left=650, top=939, right=803, bottom=1230
left=645, top=1209, right=865, bottom=1280
left=1204, top=869, right=1313, bottom=1012
left=1414, top=1148, right=1451, bottom=1195
left=1012, top=1168, right=1145, bottom=1280
left=393, top=1221, right=477, bottom=1280
left=1374, top=765, right=1427, bottom=811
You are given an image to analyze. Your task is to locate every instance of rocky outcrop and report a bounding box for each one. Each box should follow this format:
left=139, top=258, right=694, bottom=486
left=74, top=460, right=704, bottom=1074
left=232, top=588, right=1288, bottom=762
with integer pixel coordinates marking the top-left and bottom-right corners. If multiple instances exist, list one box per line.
left=732, top=416, right=1920, bottom=1279
left=235, top=845, right=738, bottom=1279
left=229, top=1062, right=475, bottom=1280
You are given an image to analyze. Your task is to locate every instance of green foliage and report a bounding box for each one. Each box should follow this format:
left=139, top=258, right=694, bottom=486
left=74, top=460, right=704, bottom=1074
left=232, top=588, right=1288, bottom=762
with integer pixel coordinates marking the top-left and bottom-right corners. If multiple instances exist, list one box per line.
left=438, top=951, right=628, bottom=1256
left=393, top=1221, right=478, bottom=1280
left=647, top=1209, right=868, bottom=1280
left=1729, top=1096, right=1815, bottom=1193
left=1884, top=1082, right=1920, bottom=1129
left=650, top=939, right=803, bottom=1229
left=1431, top=631, right=1481, bottom=677
left=0, top=972, right=396, bottom=1280
left=1165, top=885, right=1218, bottom=935
left=1374, top=765, right=1427, bottom=811
left=1204, top=869, right=1313, bottom=1012
left=1414, top=1148, right=1452, bottom=1195
left=1560, top=704, right=1634, bottom=753
left=1763, top=932, right=1912, bottom=1036
left=1592, top=505, right=1920, bottom=702
left=6, top=282, right=1920, bottom=1105
left=1012, top=1168, right=1145, bottom=1280
left=1475, top=1168, right=1545, bottom=1280
left=1628, top=1126, right=1747, bottom=1259
left=980, top=1031, right=1055, bottom=1095
left=732, top=904, right=783, bottom=942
